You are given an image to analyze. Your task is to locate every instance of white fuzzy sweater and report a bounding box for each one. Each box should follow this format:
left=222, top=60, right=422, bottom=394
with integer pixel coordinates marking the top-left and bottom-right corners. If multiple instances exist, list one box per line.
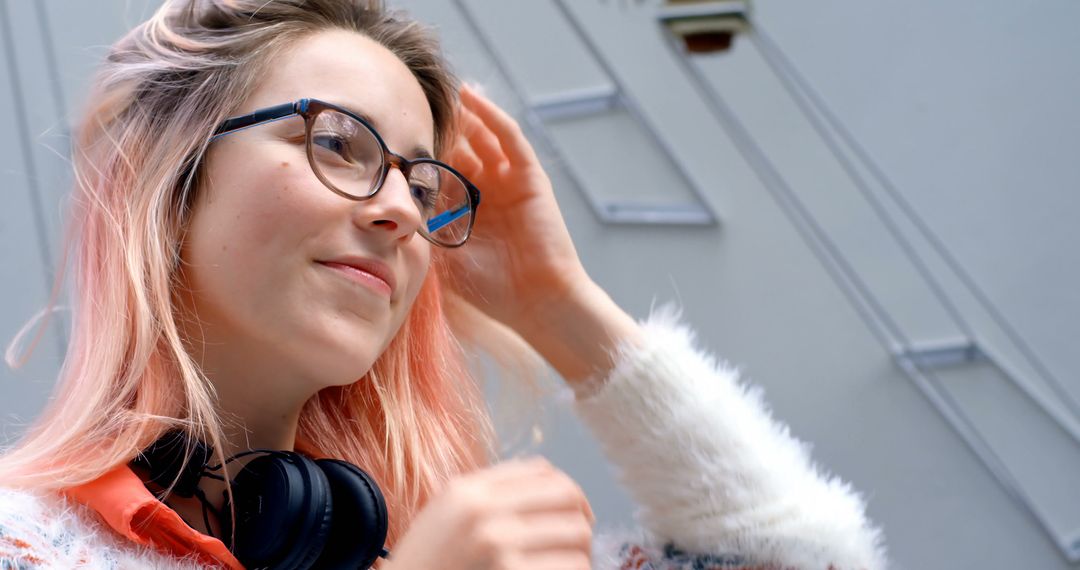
left=0, top=307, right=887, bottom=569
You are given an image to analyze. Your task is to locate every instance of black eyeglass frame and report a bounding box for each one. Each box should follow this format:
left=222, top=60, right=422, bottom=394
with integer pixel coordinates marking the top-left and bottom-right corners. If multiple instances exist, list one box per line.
left=211, top=98, right=481, bottom=248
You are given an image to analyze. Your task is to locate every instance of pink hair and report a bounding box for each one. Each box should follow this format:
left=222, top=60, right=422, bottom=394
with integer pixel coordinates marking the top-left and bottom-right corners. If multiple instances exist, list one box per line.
left=0, top=0, right=546, bottom=553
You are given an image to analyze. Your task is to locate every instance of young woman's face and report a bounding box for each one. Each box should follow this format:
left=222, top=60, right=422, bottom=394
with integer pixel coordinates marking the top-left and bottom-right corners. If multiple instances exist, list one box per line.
left=179, top=29, right=435, bottom=396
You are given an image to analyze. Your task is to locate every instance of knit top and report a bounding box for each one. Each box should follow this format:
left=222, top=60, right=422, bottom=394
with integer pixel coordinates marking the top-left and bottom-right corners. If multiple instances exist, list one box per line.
left=0, top=306, right=888, bottom=569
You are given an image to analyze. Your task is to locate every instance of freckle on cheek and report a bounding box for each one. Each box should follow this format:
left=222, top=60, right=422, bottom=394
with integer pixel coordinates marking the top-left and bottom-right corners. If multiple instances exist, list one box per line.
left=281, top=161, right=289, bottom=168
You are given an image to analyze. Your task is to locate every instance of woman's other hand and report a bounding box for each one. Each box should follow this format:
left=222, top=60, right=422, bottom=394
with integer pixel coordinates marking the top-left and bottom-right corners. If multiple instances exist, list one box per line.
left=383, top=456, right=595, bottom=570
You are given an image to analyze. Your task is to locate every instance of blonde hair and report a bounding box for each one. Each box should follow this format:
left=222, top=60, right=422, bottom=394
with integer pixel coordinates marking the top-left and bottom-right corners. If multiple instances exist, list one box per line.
left=1, top=0, right=545, bottom=551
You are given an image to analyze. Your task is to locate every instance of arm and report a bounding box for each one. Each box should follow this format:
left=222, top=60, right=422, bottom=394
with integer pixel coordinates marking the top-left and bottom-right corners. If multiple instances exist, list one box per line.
left=509, top=268, right=887, bottom=568
left=563, top=303, right=888, bottom=570
left=444, top=85, right=887, bottom=569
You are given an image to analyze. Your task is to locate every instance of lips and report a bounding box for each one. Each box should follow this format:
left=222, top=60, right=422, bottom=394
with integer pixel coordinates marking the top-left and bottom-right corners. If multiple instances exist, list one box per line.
left=317, top=256, right=396, bottom=297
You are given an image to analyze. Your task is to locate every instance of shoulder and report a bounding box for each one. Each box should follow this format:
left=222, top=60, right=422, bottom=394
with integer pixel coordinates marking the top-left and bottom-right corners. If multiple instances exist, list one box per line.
left=0, top=486, right=200, bottom=569
left=0, top=485, right=111, bottom=568
left=0, top=486, right=73, bottom=567
left=0, top=485, right=71, bottom=541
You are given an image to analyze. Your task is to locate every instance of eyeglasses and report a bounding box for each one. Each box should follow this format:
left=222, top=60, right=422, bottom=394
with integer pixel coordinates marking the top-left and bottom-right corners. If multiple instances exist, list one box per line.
left=211, top=98, right=480, bottom=248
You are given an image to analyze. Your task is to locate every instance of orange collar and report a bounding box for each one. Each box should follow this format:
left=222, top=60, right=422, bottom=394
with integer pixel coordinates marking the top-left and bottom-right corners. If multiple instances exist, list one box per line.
left=64, top=465, right=244, bottom=570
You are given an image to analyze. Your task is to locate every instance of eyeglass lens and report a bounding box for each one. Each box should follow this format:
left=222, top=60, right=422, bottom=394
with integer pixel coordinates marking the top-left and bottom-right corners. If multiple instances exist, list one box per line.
left=308, top=109, right=473, bottom=246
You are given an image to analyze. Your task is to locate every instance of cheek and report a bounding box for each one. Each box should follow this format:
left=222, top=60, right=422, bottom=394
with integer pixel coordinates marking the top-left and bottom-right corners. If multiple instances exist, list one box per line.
left=387, top=247, right=432, bottom=333
left=235, top=163, right=318, bottom=243
left=407, top=244, right=433, bottom=299
left=183, top=161, right=323, bottom=301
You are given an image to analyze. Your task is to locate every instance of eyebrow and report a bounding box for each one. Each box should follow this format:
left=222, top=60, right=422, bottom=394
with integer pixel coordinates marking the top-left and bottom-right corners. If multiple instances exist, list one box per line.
left=334, top=100, right=435, bottom=160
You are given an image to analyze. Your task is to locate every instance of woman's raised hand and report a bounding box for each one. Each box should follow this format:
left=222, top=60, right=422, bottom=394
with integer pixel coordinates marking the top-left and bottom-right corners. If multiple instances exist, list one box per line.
left=443, top=84, right=591, bottom=336
left=382, top=456, right=595, bottom=570
left=444, top=84, right=644, bottom=386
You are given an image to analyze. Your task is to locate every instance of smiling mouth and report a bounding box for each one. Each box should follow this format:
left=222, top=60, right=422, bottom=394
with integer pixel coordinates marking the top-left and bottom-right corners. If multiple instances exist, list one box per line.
left=317, top=261, right=393, bottom=299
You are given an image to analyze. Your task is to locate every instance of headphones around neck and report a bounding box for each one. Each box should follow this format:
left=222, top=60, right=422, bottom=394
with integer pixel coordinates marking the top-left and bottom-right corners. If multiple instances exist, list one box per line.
left=132, top=430, right=390, bottom=570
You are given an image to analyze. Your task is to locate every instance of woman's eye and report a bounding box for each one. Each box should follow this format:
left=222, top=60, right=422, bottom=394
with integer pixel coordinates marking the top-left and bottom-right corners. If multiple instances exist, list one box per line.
left=411, top=184, right=438, bottom=210
left=312, top=133, right=351, bottom=160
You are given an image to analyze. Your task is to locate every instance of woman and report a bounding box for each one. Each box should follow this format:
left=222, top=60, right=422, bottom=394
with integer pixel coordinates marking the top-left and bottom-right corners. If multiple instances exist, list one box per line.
left=0, top=0, right=887, bottom=568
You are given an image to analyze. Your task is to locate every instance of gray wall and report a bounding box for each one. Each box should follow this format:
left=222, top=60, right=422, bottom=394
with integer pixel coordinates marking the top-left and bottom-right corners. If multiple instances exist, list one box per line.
left=1, top=1, right=1077, bottom=569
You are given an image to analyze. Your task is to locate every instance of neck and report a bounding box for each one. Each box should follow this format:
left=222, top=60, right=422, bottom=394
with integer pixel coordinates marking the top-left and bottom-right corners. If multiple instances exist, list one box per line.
left=173, top=290, right=322, bottom=460
left=164, top=301, right=329, bottom=536
left=214, top=389, right=307, bottom=459
left=183, top=369, right=315, bottom=538
left=136, top=412, right=308, bottom=540
left=145, top=355, right=321, bottom=538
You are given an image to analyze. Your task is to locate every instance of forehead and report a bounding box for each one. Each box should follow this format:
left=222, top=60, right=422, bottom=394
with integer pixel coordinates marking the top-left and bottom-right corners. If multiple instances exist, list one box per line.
left=243, top=28, right=436, bottom=154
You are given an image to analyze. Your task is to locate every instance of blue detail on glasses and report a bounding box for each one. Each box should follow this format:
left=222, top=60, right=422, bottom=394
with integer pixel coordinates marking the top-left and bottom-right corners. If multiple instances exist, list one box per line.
left=427, top=204, right=471, bottom=233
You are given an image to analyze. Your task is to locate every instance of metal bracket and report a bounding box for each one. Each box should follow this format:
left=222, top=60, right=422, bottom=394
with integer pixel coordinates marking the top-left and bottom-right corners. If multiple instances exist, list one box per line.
left=895, top=338, right=982, bottom=369
left=657, top=0, right=752, bottom=22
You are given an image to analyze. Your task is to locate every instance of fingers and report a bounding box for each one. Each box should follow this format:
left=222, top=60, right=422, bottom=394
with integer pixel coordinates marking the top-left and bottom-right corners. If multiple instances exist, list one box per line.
left=486, top=457, right=595, bottom=524
left=474, top=456, right=595, bottom=523
left=510, top=512, right=593, bottom=555
left=460, top=83, right=540, bottom=168
left=481, top=506, right=593, bottom=569
left=446, top=134, right=483, bottom=181
left=481, top=455, right=552, bottom=484
left=520, top=552, right=592, bottom=570
left=451, top=456, right=594, bottom=569
left=503, top=475, right=595, bottom=525
left=458, top=104, right=508, bottom=171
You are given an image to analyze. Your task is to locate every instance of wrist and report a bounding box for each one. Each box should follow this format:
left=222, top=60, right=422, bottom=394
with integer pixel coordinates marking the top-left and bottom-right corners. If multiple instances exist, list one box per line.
left=513, top=280, right=643, bottom=389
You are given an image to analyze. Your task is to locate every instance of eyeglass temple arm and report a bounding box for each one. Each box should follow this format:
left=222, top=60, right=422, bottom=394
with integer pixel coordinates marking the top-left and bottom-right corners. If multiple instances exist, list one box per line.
left=211, top=100, right=307, bottom=139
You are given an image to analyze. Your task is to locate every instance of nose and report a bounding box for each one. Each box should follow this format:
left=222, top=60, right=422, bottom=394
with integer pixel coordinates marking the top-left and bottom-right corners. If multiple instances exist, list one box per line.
left=353, top=165, right=424, bottom=242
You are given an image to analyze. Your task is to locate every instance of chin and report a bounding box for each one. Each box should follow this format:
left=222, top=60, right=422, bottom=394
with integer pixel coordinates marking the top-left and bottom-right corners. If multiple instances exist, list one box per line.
left=303, top=367, right=375, bottom=392
left=282, top=333, right=375, bottom=390
left=314, top=360, right=375, bottom=389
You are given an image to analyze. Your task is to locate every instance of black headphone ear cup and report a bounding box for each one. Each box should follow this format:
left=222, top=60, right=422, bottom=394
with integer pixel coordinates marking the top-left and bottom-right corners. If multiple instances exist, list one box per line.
left=312, top=459, right=389, bottom=570
left=221, top=453, right=333, bottom=570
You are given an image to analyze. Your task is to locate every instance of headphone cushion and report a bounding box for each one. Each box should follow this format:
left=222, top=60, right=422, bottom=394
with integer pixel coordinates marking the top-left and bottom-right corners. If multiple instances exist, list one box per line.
left=223, top=453, right=333, bottom=570
left=312, top=458, right=388, bottom=570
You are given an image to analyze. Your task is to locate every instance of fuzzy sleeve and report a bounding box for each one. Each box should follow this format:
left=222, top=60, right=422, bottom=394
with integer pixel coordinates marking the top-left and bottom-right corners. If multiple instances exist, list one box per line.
left=0, top=487, right=204, bottom=569
left=0, top=487, right=67, bottom=569
left=569, top=305, right=888, bottom=570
